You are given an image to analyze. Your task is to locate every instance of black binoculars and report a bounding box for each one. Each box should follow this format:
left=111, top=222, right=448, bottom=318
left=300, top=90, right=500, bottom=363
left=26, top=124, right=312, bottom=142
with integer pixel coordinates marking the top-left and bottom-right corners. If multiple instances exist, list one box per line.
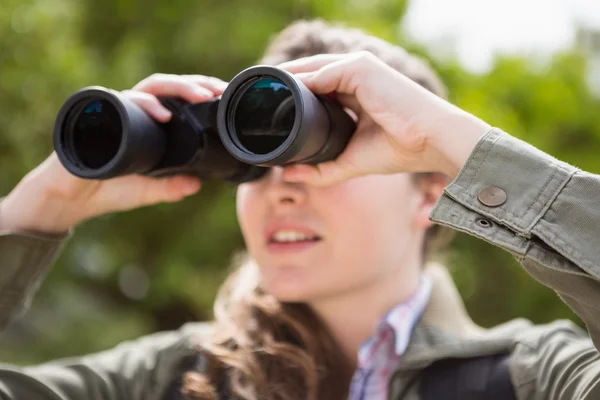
left=53, top=65, right=356, bottom=183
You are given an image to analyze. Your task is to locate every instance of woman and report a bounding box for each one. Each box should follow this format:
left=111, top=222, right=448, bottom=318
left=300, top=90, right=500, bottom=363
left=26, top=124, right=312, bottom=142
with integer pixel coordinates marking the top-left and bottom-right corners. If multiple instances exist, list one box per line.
left=1, top=19, right=599, bottom=400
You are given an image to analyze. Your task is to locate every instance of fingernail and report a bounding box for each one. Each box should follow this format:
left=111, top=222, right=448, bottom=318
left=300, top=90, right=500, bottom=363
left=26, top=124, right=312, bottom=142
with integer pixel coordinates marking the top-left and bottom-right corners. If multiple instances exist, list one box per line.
left=194, top=87, right=212, bottom=98
left=182, top=178, right=201, bottom=195
left=157, top=108, right=172, bottom=120
left=295, top=72, right=313, bottom=81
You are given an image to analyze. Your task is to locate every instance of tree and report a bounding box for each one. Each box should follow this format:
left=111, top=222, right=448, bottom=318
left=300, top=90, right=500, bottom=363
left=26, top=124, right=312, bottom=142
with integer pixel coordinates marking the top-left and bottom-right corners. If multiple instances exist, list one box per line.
left=0, top=0, right=598, bottom=364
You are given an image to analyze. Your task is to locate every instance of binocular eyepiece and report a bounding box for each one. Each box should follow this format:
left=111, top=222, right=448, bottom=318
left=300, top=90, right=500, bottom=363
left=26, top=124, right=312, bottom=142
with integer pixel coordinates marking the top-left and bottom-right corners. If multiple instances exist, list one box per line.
left=53, top=66, right=356, bottom=184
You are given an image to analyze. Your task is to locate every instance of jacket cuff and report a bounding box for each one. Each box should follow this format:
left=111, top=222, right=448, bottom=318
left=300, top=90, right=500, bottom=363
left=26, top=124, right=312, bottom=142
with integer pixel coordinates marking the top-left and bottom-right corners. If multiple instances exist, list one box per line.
left=0, top=231, right=70, bottom=328
left=430, top=128, right=578, bottom=253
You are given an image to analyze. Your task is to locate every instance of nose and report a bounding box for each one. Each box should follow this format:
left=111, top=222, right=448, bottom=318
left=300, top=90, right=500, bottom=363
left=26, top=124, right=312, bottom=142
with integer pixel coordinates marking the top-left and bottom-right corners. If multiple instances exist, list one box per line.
left=264, top=166, right=307, bottom=207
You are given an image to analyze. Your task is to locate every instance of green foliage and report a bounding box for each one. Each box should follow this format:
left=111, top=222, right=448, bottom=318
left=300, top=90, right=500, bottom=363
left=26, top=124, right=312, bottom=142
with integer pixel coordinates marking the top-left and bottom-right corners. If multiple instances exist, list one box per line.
left=0, top=0, right=598, bottom=364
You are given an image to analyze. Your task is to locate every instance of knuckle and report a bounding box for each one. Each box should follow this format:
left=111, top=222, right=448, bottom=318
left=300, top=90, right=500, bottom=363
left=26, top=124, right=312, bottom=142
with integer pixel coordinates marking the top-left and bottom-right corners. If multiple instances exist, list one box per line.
left=149, top=72, right=167, bottom=81
left=181, top=75, right=226, bottom=91
left=181, top=74, right=198, bottom=82
left=164, top=178, right=180, bottom=200
left=135, top=73, right=167, bottom=89
left=140, top=94, right=160, bottom=106
left=355, top=50, right=377, bottom=65
left=122, top=89, right=149, bottom=101
left=120, top=89, right=134, bottom=98
left=184, top=81, right=200, bottom=90
left=207, top=76, right=226, bottom=84
left=121, top=89, right=145, bottom=102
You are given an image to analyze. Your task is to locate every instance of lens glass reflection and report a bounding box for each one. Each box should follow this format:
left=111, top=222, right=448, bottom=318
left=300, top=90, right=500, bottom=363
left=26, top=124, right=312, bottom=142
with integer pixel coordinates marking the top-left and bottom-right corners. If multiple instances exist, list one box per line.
left=70, top=99, right=122, bottom=169
left=234, top=77, right=295, bottom=154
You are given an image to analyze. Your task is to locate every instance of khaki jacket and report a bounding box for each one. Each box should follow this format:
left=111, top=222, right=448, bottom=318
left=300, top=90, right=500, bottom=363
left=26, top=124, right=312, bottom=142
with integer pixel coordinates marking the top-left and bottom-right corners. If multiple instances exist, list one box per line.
left=1, top=128, right=600, bottom=399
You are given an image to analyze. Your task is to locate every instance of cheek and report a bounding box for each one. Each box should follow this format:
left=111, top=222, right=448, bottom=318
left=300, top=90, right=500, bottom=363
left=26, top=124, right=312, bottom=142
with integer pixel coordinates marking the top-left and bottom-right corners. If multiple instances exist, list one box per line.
left=323, top=176, right=417, bottom=269
left=236, top=184, right=263, bottom=244
left=327, top=176, right=415, bottom=233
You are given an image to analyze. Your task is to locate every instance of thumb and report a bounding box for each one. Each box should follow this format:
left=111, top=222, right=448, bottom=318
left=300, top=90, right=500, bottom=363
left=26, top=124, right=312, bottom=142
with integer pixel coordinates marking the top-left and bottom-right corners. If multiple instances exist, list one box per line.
left=135, top=175, right=202, bottom=205
left=295, top=68, right=347, bottom=97
left=282, top=162, right=357, bottom=187
left=102, top=175, right=202, bottom=213
left=293, top=53, right=371, bottom=97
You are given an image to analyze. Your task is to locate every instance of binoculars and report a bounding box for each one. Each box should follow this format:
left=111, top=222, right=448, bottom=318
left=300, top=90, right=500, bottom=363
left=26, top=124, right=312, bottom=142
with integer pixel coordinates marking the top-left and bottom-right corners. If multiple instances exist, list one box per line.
left=53, top=66, right=356, bottom=183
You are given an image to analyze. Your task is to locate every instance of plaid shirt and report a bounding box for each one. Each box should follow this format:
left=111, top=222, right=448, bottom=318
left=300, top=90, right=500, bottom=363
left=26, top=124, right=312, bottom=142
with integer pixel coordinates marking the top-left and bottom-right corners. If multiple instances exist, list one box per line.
left=348, top=274, right=432, bottom=400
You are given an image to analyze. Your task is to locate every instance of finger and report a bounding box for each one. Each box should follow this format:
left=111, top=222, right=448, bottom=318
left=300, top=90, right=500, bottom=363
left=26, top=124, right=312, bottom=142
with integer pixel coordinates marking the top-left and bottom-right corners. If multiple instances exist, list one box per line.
left=121, top=90, right=172, bottom=122
left=336, top=93, right=363, bottom=119
left=133, top=74, right=215, bottom=104
left=293, top=60, right=357, bottom=96
left=140, top=175, right=202, bottom=204
left=108, top=175, right=202, bottom=210
left=180, top=75, right=229, bottom=95
left=282, top=161, right=357, bottom=187
left=277, top=53, right=350, bottom=74
left=293, top=52, right=382, bottom=97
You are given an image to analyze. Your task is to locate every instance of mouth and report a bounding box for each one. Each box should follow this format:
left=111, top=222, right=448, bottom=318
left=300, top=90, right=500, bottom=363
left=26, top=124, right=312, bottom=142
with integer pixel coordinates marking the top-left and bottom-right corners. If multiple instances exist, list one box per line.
left=266, top=227, right=323, bottom=254
left=269, top=230, right=322, bottom=244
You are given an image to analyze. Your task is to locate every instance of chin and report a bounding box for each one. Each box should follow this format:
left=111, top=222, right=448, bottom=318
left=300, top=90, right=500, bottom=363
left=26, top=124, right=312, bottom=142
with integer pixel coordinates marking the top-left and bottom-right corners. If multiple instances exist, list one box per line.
left=256, top=258, right=327, bottom=302
left=263, top=281, right=315, bottom=303
left=261, top=273, right=324, bottom=303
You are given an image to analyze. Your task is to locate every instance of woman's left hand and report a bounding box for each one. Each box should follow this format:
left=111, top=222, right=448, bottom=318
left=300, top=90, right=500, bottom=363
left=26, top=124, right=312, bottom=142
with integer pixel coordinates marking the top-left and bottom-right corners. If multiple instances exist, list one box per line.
left=277, top=51, right=492, bottom=186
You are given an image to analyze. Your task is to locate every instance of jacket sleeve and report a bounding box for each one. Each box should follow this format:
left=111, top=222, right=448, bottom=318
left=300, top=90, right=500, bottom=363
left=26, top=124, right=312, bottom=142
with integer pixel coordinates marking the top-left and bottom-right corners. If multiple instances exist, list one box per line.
left=0, top=217, right=213, bottom=400
left=0, top=229, right=69, bottom=331
left=429, top=127, right=600, bottom=399
left=0, top=322, right=209, bottom=400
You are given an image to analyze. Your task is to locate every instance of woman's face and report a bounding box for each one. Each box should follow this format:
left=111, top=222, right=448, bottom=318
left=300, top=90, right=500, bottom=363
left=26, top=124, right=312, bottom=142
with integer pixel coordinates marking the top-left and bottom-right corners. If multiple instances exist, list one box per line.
left=236, top=167, right=437, bottom=303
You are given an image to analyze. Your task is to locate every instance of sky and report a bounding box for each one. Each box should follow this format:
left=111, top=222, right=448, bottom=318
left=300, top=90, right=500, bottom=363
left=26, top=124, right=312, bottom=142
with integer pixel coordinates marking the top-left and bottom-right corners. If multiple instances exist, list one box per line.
left=403, top=0, right=600, bottom=73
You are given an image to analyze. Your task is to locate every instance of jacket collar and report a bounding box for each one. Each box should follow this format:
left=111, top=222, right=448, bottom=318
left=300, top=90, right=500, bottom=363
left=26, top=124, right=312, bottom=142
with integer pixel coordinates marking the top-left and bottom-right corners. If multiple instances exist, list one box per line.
left=419, top=262, right=487, bottom=338
left=396, top=262, right=533, bottom=370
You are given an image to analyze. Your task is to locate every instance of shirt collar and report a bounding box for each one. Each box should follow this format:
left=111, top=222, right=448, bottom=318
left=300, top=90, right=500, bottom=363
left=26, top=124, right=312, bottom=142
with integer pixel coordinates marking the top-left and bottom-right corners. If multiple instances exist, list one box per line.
left=361, top=273, right=432, bottom=360
left=385, top=273, right=432, bottom=355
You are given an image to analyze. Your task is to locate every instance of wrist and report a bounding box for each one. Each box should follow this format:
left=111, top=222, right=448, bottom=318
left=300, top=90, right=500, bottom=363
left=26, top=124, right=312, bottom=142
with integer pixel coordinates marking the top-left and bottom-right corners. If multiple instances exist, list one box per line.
left=0, top=174, right=81, bottom=235
left=428, top=108, right=491, bottom=179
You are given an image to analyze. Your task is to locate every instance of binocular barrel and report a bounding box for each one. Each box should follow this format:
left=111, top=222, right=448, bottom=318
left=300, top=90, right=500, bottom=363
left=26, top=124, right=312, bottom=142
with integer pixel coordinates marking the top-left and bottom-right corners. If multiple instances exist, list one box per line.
left=53, top=66, right=356, bottom=184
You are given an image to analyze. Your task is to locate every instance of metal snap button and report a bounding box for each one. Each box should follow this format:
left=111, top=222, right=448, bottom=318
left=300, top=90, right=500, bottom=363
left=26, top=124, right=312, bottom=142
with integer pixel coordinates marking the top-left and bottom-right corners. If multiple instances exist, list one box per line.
left=476, top=218, right=493, bottom=228
left=477, top=186, right=507, bottom=207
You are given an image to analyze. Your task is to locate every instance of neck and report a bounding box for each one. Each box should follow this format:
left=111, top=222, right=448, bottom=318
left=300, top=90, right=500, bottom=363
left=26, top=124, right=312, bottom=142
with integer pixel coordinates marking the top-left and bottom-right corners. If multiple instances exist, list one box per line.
left=309, top=259, right=422, bottom=366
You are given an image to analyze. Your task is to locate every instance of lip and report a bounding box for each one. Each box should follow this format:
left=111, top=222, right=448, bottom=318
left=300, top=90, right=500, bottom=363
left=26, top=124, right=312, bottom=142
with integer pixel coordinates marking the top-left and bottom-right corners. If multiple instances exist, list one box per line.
left=264, top=221, right=322, bottom=243
left=264, top=220, right=323, bottom=254
left=267, top=240, right=321, bottom=254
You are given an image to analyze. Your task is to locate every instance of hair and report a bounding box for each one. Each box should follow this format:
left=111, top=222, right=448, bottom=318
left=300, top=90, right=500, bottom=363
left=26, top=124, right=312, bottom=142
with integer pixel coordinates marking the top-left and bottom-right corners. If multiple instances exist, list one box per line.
left=182, top=19, right=452, bottom=400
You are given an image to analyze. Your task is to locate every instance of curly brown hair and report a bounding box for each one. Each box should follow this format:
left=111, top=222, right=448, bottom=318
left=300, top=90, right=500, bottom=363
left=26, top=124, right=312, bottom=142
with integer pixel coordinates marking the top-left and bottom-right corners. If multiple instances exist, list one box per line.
left=182, top=19, right=451, bottom=400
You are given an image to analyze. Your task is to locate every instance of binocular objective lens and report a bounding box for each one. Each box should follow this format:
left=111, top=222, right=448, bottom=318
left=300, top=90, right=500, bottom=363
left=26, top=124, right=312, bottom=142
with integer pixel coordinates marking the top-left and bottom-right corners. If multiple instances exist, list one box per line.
left=67, top=99, right=122, bottom=169
left=234, top=77, right=296, bottom=155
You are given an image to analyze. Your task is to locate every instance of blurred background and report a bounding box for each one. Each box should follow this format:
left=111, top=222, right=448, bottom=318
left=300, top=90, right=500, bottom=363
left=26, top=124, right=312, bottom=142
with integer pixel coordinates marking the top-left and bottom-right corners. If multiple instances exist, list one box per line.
left=1, top=0, right=599, bottom=364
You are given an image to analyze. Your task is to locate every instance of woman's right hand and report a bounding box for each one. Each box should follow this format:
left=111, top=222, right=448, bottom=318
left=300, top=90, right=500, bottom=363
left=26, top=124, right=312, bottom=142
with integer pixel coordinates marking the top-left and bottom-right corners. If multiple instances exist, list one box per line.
left=0, top=73, right=228, bottom=234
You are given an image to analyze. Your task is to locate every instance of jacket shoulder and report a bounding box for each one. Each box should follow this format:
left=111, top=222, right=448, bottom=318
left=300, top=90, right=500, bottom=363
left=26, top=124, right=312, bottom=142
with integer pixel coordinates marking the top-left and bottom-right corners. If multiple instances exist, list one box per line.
left=508, top=319, right=599, bottom=399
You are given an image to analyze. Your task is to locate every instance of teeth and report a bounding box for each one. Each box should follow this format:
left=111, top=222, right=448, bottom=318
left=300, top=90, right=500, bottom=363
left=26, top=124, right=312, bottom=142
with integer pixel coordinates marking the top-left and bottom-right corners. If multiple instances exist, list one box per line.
left=272, top=230, right=318, bottom=243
